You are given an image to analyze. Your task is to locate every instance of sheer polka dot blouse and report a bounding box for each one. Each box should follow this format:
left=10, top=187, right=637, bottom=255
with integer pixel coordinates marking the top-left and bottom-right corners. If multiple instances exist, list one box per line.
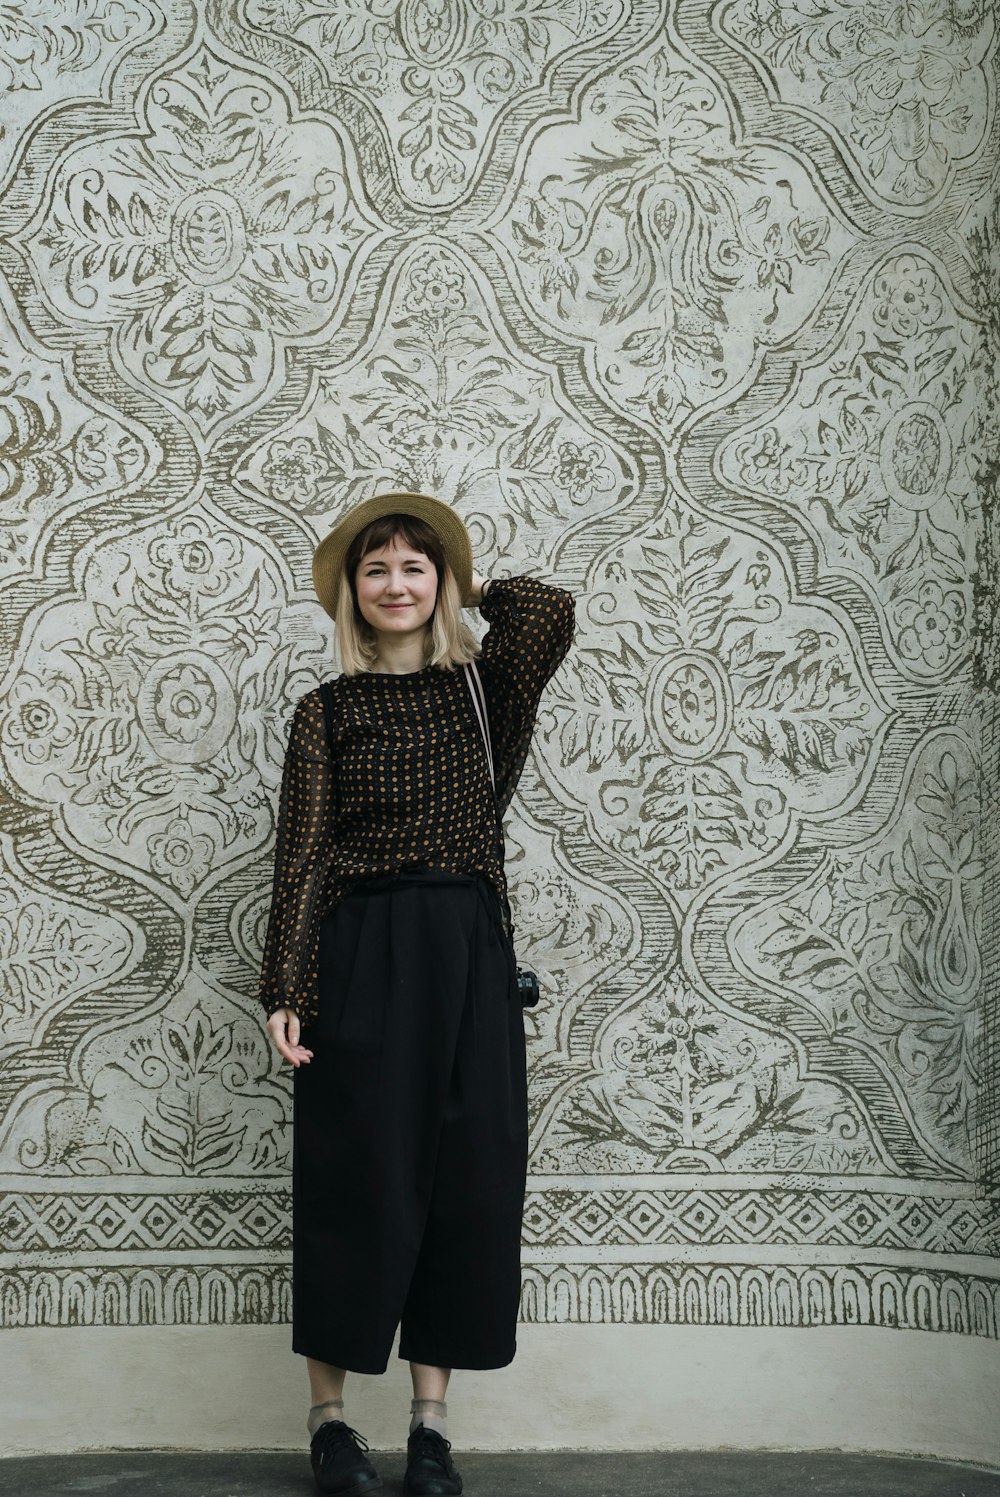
left=258, top=575, right=576, bottom=1024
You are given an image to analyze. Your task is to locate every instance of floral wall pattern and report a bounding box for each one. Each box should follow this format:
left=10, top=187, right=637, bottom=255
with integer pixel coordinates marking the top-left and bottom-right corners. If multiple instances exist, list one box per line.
left=0, top=0, right=998, bottom=1343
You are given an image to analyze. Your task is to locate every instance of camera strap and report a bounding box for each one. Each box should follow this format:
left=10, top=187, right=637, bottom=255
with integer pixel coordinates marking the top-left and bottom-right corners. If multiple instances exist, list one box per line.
left=462, top=657, right=494, bottom=787
left=462, top=659, right=518, bottom=946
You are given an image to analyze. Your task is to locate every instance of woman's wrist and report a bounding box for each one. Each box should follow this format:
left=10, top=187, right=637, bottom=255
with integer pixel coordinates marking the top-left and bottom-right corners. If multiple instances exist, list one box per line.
left=468, top=571, right=492, bottom=606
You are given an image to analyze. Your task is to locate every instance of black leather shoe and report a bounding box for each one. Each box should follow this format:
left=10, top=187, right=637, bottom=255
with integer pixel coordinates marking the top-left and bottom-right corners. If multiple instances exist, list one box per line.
left=310, top=1419, right=382, bottom=1495
left=402, top=1423, right=462, bottom=1495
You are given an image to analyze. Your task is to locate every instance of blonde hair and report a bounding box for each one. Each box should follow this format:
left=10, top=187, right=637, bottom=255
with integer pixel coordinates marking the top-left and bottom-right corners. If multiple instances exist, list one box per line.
left=334, top=513, right=482, bottom=676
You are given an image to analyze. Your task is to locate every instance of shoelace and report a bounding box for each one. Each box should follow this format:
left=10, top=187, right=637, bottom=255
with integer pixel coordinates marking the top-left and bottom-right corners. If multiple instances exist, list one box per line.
left=314, top=1420, right=372, bottom=1462
left=409, top=1425, right=455, bottom=1473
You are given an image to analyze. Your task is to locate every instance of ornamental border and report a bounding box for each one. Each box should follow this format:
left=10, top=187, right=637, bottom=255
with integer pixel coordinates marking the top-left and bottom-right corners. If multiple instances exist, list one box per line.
left=1, top=1187, right=993, bottom=1256
left=1, top=1185, right=994, bottom=1257
left=2, top=1264, right=997, bottom=1337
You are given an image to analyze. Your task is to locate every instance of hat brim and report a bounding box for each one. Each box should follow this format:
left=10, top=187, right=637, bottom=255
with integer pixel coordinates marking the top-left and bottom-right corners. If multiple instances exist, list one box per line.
left=312, top=492, right=474, bottom=619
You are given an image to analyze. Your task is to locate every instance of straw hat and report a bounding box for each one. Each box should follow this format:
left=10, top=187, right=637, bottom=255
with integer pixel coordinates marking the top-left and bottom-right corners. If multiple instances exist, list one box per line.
left=311, top=492, right=474, bottom=619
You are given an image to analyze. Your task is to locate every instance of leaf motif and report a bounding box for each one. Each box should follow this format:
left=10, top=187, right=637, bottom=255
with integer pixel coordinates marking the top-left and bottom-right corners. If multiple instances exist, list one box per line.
left=727, top=630, right=756, bottom=669
left=164, top=1025, right=191, bottom=1067
left=809, top=885, right=833, bottom=926
left=142, top=1118, right=188, bottom=1167
left=193, top=1129, right=247, bottom=1172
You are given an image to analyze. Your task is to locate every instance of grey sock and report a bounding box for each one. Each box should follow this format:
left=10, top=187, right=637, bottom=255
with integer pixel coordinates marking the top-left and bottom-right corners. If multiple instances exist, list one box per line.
left=308, top=1399, right=345, bottom=1437
left=410, top=1397, right=447, bottom=1437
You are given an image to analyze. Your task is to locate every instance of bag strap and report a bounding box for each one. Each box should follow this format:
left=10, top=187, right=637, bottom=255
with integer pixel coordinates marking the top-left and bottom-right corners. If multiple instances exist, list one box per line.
left=319, top=680, right=337, bottom=757
left=462, top=659, right=519, bottom=951
left=462, top=659, right=494, bottom=788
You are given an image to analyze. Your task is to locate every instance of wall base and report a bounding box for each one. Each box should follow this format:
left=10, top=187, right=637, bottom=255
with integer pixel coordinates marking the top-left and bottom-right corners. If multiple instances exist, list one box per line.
left=2, top=1324, right=998, bottom=1465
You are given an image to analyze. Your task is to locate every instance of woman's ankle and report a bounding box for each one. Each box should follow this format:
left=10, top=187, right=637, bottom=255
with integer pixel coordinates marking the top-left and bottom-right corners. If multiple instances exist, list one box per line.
left=308, top=1398, right=345, bottom=1437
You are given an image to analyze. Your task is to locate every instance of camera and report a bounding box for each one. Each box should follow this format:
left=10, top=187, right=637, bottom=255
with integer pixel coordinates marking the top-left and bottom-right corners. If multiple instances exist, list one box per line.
left=516, top=966, right=540, bottom=1007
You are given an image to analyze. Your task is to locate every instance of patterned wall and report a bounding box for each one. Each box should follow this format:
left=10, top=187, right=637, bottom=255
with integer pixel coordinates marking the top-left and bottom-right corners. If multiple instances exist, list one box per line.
left=1, top=0, right=998, bottom=1343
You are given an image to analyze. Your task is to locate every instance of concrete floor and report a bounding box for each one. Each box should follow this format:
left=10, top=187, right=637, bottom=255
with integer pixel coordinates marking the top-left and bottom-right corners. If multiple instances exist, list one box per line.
left=1, top=1450, right=999, bottom=1496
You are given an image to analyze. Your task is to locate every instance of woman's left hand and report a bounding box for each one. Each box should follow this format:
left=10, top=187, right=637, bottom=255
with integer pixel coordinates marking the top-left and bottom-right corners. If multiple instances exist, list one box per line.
left=266, top=1007, right=314, bottom=1067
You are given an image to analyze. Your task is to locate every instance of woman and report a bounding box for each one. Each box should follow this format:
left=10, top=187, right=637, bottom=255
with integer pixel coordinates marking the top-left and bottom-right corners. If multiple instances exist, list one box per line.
left=258, top=491, right=575, bottom=1497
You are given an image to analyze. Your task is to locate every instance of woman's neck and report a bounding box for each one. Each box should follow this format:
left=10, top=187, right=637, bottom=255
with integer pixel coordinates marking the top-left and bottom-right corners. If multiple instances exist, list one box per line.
left=369, top=628, right=430, bottom=674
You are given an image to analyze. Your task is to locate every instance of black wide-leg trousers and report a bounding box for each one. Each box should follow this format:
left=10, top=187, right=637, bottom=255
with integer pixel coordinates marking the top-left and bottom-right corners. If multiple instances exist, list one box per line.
left=292, top=870, right=528, bottom=1374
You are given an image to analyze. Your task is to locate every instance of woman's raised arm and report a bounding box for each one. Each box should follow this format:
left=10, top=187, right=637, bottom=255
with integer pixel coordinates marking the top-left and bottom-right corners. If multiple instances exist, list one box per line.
left=473, top=573, right=575, bottom=814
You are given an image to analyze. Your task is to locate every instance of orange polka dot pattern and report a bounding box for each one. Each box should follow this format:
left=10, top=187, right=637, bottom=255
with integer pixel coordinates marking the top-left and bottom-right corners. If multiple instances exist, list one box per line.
left=258, top=575, right=576, bottom=1023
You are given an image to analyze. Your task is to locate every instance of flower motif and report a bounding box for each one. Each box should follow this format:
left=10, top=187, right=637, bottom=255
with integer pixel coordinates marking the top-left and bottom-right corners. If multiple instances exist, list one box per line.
left=510, top=184, right=585, bottom=316
left=737, top=427, right=807, bottom=497
left=148, top=815, right=217, bottom=899
left=628, top=975, right=729, bottom=1081
left=261, top=436, right=327, bottom=505
left=405, top=0, right=464, bottom=61
left=873, top=256, right=944, bottom=339
left=554, top=440, right=614, bottom=502
left=746, top=555, right=772, bottom=595
left=149, top=520, right=243, bottom=601
left=404, top=256, right=466, bottom=318
left=155, top=665, right=217, bottom=745
left=661, top=664, right=719, bottom=748
left=86, top=603, right=149, bottom=663
left=896, top=580, right=967, bottom=671
left=789, top=216, right=831, bottom=263
left=31, top=983, right=288, bottom=1176
left=2, top=675, right=77, bottom=764
left=890, top=409, right=942, bottom=497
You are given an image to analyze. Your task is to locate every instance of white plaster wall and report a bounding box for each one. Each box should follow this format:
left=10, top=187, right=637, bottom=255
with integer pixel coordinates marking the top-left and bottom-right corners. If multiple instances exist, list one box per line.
left=0, top=0, right=998, bottom=1464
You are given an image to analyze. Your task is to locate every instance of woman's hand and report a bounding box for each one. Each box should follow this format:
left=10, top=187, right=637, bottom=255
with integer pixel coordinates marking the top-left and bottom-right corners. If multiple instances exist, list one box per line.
left=266, top=1007, right=314, bottom=1067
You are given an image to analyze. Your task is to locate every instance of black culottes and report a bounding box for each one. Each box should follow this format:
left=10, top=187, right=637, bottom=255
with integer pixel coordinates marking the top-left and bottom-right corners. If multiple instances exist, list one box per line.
left=292, top=869, right=528, bottom=1374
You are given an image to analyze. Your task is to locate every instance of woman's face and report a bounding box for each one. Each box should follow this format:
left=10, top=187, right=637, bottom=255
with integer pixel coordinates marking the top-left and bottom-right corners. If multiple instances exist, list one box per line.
left=354, top=536, right=439, bottom=639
